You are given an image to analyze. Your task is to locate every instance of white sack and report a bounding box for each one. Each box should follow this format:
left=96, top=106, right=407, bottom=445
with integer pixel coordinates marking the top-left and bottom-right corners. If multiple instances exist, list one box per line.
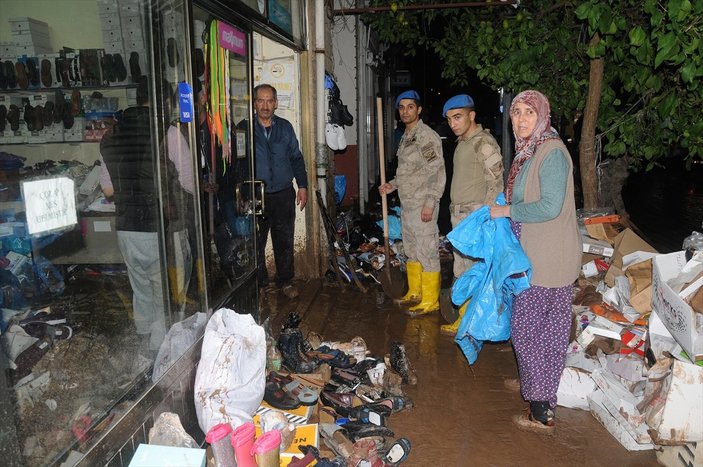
left=194, top=308, right=266, bottom=433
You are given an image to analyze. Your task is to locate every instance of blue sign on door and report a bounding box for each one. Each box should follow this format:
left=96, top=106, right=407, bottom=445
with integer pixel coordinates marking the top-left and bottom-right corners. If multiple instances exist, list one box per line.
left=178, top=82, right=194, bottom=123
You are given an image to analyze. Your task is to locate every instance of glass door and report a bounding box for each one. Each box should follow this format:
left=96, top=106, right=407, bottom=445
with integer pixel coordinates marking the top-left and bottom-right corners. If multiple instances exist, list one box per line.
left=192, top=8, right=257, bottom=308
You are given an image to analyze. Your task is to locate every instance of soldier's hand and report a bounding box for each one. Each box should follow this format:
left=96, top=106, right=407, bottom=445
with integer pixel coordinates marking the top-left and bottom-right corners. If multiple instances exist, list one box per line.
left=421, top=205, right=433, bottom=222
left=378, top=183, right=395, bottom=196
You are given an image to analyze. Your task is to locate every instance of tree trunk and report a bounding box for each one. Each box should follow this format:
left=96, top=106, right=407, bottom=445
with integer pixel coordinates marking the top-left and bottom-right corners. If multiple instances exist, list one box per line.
left=579, top=34, right=604, bottom=210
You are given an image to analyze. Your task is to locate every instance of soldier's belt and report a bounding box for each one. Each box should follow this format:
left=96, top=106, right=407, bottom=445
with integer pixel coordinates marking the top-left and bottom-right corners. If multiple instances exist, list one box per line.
left=450, top=203, right=482, bottom=214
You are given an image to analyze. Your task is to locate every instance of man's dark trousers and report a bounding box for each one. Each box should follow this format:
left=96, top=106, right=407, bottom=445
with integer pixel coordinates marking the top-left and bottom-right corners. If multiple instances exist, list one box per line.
left=257, top=187, right=296, bottom=286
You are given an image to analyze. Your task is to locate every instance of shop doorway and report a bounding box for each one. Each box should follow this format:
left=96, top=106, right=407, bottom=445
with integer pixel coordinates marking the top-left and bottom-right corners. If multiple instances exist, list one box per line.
left=191, top=9, right=258, bottom=312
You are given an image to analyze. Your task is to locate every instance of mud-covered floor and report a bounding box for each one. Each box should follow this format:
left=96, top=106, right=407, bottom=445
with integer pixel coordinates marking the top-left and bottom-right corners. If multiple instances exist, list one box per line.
left=263, top=279, right=658, bottom=467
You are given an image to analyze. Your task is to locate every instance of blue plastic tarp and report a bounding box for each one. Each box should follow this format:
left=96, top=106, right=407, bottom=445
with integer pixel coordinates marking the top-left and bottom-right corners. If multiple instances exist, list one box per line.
left=446, top=193, right=532, bottom=365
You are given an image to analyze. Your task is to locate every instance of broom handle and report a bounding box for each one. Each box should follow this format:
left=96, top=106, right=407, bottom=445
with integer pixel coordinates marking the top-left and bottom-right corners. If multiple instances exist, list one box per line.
left=376, top=97, right=392, bottom=281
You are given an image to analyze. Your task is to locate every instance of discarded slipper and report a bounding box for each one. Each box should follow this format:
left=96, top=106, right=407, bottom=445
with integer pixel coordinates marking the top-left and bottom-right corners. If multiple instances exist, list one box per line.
left=319, top=423, right=354, bottom=459
left=264, top=372, right=301, bottom=410
left=341, top=421, right=394, bottom=442
left=283, top=378, right=319, bottom=406
left=309, top=345, right=352, bottom=368
left=383, top=437, right=411, bottom=465
left=332, top=368, right=361, bottom=387
left=320, top=391, right=355, bottom=417
left=348, top=405, right=386, bottom=426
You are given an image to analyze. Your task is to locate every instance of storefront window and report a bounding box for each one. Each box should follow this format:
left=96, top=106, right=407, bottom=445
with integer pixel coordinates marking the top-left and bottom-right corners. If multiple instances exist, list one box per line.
left=0, top=1, right=206, bottom=465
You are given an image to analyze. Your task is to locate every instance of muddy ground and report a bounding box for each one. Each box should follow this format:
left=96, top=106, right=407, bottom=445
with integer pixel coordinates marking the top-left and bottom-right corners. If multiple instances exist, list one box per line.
left=264, top=279, right=659, bottom=467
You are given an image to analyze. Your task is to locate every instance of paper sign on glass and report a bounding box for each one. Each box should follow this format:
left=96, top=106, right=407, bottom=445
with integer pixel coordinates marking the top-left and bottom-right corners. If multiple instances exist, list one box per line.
left=22, top=177, right=77, bottom=235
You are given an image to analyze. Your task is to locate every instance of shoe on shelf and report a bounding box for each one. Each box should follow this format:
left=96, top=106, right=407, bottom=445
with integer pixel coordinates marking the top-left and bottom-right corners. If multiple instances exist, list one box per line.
left=282, top=284, right=299, bottom=299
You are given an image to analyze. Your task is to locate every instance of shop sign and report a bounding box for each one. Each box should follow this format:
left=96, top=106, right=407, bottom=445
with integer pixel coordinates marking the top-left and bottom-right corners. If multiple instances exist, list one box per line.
left=268, top=0, right=292, bottom=34
left=22, top=177, right=77, bottom=235
left=218, top=21, right=246, bottom=57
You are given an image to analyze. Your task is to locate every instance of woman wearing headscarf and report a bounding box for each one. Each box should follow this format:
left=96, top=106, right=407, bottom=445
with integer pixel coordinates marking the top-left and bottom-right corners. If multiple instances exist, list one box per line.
left=490, top=90, right=581, bottom=433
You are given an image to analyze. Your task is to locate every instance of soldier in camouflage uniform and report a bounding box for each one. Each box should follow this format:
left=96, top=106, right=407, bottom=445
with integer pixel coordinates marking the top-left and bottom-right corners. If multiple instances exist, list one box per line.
left=441, top=94, right=504, bottom=335
left=379, top=90, right=446, bottom=316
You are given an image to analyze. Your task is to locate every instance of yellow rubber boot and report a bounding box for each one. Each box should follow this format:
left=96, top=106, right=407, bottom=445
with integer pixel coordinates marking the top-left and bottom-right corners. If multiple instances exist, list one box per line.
left=406, top=271, right=441, bottom=316
left=440, top=300, right=468, bottom=336
left=394, top=261, right=422, bottom=305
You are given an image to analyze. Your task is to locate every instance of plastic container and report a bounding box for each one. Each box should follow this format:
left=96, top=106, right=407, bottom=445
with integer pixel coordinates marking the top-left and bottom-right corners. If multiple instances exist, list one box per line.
left=250, top=430, right=281, bottom=467
left=205, top=423, right=236, bottom=467
left=230, top=422, right=257, bottom=467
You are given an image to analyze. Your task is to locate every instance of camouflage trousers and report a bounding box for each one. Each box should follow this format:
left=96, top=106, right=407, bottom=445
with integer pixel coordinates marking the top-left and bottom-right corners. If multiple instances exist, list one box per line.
left=450, top=205, right=481, bottom=280
left=401, top=203, right=440, bottom=272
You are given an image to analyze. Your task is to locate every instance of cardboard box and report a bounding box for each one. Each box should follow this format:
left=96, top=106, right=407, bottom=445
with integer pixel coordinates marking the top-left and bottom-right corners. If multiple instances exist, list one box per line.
left=643, top=359, right=703, bottom=443
left=604, top=228, right=658, bottom=287
left=625, top=259, right=653, bottom=313
left=128, top=444, right=206, bottom=467
left=582, top=236, right=615, bottom=257
left=556, top=367, right=596, bottom=410
left=588, top=389, right=654, bottom=451
left=652, top=251, right=703, bottom=361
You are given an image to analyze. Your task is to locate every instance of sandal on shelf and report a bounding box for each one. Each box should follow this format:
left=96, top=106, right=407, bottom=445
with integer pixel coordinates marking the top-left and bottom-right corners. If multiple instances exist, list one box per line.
left=512, top=410, right=556, bottom=435
left=383, top=437, right=412, bottom=465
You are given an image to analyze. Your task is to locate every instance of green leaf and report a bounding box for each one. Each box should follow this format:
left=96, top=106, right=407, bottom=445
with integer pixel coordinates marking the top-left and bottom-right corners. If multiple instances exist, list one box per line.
left=574, top=3, right=592, bottom=20
left=658, top=93, right=676, bottom=118
left=629, top=26, right=646, bottom=46
left=681, top=62, right=696, bottom=82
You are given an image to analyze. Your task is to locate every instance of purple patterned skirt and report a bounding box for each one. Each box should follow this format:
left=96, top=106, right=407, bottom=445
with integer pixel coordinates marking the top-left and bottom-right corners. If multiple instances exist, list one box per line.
left=510, top=219, right=573, bottom=408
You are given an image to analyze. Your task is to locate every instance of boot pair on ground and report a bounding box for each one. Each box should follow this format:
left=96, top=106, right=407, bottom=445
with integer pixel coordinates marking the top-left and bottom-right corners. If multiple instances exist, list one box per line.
left=394, top=261, right=440, bottom=317
left=395, top=261, right=468, bottom=336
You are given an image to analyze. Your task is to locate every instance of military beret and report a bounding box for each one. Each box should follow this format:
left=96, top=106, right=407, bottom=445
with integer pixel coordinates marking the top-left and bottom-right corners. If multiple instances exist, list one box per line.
left=395, top=90, right=421, bottom=109
left=443, top=94, right=475, bottom=117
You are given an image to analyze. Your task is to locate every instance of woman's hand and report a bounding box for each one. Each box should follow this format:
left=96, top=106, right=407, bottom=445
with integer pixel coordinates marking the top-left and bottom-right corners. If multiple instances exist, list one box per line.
left=490, top=204, right=511, bottom=219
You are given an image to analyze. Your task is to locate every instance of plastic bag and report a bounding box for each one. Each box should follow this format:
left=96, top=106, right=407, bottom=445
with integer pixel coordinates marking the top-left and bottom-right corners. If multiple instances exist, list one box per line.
left=194, top=309, right=266, bottom=433
left=153, top=312, right=207, bottom=383
left=375, top=206, right=402, bottom=240
left=447, top=193, right=531, bottom=364
left=148, top=412, right=198, bottom=448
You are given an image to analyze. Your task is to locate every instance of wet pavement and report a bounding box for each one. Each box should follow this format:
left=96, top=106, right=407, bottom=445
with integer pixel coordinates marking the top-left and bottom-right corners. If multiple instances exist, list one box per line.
left=262, top=279, right=658, bottom=467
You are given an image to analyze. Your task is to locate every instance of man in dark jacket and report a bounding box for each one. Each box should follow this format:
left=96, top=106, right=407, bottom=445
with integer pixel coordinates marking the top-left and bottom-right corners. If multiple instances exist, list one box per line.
left=254, top=84, right=308, bottom=298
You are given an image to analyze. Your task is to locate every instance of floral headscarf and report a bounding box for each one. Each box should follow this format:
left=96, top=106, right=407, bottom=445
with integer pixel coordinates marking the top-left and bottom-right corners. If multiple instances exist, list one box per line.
left=505, top=90, right=561, bottom=203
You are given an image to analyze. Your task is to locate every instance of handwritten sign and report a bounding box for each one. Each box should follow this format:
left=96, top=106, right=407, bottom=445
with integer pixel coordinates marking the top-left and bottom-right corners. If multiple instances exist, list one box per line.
left=22, top=177, right=77, bottom=235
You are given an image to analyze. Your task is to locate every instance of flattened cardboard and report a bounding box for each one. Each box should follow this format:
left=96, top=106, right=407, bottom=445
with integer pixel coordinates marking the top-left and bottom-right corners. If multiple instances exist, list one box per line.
left=604, top=229, right=658, bottom=287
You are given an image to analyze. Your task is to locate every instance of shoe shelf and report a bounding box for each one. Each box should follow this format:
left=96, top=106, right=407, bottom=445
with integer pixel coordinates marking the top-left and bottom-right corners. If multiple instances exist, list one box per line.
left=0, top=85, right=135, bottom=146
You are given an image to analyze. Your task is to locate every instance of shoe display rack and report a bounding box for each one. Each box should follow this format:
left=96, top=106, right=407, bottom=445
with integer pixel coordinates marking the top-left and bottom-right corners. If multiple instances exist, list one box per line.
left=0, top=5, right=148, bottom=147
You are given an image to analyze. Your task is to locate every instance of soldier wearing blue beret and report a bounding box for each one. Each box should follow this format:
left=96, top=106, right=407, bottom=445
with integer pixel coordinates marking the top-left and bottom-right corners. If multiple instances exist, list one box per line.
left=379, top=90, right=446, bottom=316
left=440, top=94, right=504, bottom=335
